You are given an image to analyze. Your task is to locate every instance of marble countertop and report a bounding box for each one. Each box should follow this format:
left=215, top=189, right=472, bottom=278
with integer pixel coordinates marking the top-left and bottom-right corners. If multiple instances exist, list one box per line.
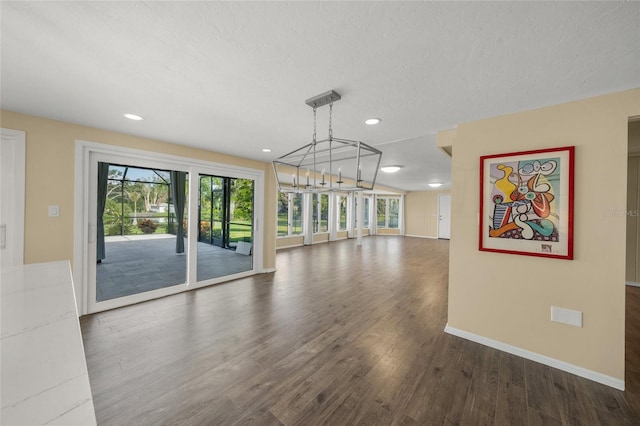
left=1, top=261, right=96, bottom=425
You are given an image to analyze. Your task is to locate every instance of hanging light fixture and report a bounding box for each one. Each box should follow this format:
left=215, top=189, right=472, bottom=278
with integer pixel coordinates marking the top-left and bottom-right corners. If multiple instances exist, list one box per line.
left=273, top=90, right=382, bottom=193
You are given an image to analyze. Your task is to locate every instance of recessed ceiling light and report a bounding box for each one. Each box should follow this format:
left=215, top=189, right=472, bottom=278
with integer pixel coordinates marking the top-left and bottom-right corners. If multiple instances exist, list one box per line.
left=380, top=165, right=402, bottom=173
left=365, top=118, right=381, bottom=125
left=262, top=148, right=272, bottom=153
left=428, top=182, right=443, bottom=188
left=124, top=113, right=143, bottom=121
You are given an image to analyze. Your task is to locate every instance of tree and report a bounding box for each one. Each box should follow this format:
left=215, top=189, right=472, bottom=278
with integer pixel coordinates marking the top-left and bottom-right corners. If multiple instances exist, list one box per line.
left=231, top=178, right=253, bottom=221
left=126, top=190, right=141, bottom=215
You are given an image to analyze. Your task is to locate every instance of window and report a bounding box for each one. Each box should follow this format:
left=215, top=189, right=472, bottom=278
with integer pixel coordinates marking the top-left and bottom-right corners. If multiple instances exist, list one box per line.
left=377, top=196, right=400, bottom=228
left=354, top=196, right=370, bottom=229
left=277, top=192, right=288, bottom=237
left=377, top=198, right=386, bottom=227
left=278, top=191, right=303, bottom=236
left=313, top=193, right=328, bottom=233
left=388, top=198, right=399, bottom=228
left=338, top=195, right=347, bottom=230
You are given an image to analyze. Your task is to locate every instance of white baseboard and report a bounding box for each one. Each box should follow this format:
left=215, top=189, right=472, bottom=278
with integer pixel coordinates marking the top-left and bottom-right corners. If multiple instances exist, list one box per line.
left=444, top=324, right=624, bottom=391
left=626, top=281, right=640, bottom=288
left=405, top=234, right=437, bottom=239
left=261, top=267, right=276, bottom=273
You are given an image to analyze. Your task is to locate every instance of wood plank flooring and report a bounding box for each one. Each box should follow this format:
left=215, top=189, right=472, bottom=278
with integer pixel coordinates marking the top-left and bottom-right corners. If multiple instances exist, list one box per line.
left=80, top=237, right=640, bottom=425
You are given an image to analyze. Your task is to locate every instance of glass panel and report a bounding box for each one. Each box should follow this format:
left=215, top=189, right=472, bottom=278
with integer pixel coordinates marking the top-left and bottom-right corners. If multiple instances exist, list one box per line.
left=277, top=192, right=289, bottom=236
left=313, top=194, right=319, bottom=232
left=199, top=176, right=213, bottom=243
left=319, top=194, right=328, bottom=232
left=97, top=164, right=187, bottom=302
left=377, top=198, right=386, bottom=227
left=389, top=198, right=399, bottom=228
left=211, top=177, right=224, bottom=247
left=229, top=178, right=254, bottom=246
left=197, top=174, right=253, bottom=282
left=313, top=193, right=328, bottom=233
left=364, top=198, right=370, bottom=227
left=292, top=193, right=303, bottom=235
left=339, top=196, right=347, bottom=230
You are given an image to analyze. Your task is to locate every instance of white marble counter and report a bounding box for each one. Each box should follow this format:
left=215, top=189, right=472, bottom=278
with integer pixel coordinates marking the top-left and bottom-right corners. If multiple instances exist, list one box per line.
left=1, top=261, right=96, bottom=425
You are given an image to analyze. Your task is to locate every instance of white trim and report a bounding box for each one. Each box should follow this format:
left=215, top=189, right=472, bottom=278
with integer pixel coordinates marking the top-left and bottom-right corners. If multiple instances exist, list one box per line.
left=444, top=324, right=624, bottom=391
left=626, top=281, right=640, bottom=288
left=261, top=267, right=277, bottom=273
left=74, top=140, right=265, bottom=315
left=405, top=234, right=438, bottom=239
left=0, top=128, right=26, bottom=267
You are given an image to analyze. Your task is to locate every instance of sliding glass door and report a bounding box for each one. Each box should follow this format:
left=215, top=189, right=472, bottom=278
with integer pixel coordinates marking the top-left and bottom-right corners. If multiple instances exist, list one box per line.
left=83, top=144, right=263, bottom=314
left=197, top=174, right=254, bottom=282
left=95, top=163, right=188, bottom=302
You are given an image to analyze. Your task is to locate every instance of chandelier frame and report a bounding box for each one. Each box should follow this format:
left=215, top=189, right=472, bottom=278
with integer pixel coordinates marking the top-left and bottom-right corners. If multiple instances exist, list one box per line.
left=273, top=90, right=382, bottom=194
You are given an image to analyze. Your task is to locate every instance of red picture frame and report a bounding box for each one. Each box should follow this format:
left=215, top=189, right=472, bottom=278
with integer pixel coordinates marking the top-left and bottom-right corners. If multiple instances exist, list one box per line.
left=479, top=146, right=574, bottom=259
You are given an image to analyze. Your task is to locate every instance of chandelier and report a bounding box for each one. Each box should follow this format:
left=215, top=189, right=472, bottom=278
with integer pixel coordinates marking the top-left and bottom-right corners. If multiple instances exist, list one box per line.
left=273, top=90, right=382, bottom=193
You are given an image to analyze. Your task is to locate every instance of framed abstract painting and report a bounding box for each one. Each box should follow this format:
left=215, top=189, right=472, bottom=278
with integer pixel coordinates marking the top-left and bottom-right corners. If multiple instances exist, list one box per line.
left=479, top=146, right=574, bottom=259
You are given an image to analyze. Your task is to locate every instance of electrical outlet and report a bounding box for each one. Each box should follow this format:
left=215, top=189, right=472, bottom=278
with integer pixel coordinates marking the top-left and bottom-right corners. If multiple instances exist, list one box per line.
left=551, top=306, right=582, bottom=327
left=48, top=205, right=60, bottom=217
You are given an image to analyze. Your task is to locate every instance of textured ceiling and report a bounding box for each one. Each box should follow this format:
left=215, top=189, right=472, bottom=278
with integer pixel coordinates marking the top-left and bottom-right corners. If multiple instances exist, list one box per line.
left=1, top=2, right=639, bottom=191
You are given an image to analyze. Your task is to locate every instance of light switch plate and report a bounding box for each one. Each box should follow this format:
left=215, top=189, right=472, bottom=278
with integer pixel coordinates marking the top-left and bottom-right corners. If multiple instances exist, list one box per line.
left=48, top=205, right=60, bottom=217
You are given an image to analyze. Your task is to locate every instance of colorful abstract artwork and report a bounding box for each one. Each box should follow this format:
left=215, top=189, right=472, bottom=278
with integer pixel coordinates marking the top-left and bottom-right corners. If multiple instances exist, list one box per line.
left=479, top=147, right=574, bottom=259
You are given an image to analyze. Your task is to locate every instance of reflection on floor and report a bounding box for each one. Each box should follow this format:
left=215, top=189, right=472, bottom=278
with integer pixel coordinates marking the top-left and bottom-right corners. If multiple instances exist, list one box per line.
left=96, top=234, right=252, bottom=302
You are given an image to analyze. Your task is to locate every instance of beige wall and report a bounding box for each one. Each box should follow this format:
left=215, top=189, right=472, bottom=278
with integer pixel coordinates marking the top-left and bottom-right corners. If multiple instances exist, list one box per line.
left=313, top=233, right=330, bottom=243
left=448, top=88, right=640, bottom=381
left=626, top=156, right=639, bottom=282
left=627, top=121, right=640, bottom=282
left=276, top=235, right=304, bottom=249
left=0, top=110, right=277, bottom=269
left=376, top=228, right=400, bottom=236
left=405, top=190, right=449, bottom=238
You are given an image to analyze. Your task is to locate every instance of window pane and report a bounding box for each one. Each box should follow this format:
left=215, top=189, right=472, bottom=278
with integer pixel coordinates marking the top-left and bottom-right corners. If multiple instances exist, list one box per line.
left=314, top=193, right=328, bottom=233
left=229, top=178, right=254, bottom=245
left=389, top=198, right=399, bottom=228
left=339, top=196, right=347, bottom=230
left=292, top=193, right=303, bottom=235
left=277, top=192, right=289, bottom=236
left=377, top=198, right=386, bottom=227
left=197, top=175, right=253, bottom=282
left=98, top=165, right=186, bottom=302
left=364, top=198, right=370, bottom=227
left=313, top=194, right=319, bottom=232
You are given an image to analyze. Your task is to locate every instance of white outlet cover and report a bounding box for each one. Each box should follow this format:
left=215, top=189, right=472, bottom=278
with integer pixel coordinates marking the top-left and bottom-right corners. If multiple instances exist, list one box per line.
left=48, top=205, right=60, bottom=217
left=551, top=306, right=583, bottom=328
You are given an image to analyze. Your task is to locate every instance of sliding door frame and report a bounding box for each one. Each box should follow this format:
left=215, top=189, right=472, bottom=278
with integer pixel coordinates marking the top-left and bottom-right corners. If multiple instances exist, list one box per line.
left=74, top=140, right=265, bottom=315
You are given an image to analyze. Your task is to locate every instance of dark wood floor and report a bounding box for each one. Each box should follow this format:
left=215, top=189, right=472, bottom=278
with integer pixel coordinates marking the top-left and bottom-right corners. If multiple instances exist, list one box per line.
left=80, top=237, right=640, bottom=425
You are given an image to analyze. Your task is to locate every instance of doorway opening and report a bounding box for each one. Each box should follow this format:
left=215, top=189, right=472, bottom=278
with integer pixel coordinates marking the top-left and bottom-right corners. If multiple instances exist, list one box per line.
left=438, top=194, right=451, bottom=239
left=626, top=117, right=640, bottom=392
left=74, top=141, right=264, bottom=315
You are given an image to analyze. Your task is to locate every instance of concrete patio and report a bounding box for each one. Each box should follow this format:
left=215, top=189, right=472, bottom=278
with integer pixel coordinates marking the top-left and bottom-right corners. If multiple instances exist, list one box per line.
left=96, top=234, right=252, bottom=301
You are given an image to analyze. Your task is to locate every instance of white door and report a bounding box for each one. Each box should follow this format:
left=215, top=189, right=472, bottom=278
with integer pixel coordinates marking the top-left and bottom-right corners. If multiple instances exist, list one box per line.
left=438, top=194, right=451, bottom=240
left=0, top=129, right=26, bottom=267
